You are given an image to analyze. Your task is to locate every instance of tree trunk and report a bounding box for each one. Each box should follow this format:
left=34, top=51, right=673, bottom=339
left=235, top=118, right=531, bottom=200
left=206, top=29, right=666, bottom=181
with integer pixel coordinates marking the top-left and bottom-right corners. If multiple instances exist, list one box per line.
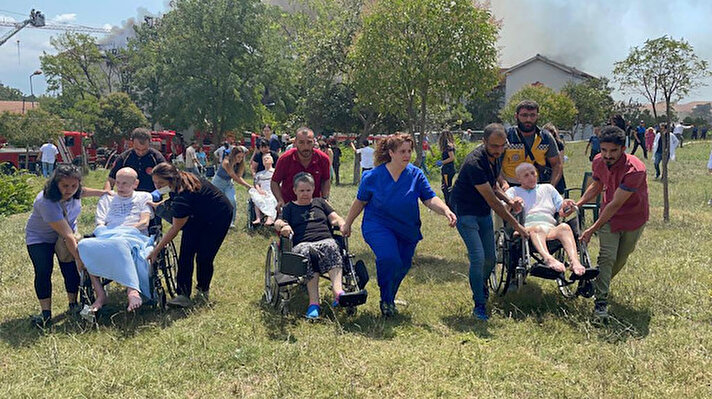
left=663, top=102, right=672, bottom=223
left=415, top=86, right=428, bottom=168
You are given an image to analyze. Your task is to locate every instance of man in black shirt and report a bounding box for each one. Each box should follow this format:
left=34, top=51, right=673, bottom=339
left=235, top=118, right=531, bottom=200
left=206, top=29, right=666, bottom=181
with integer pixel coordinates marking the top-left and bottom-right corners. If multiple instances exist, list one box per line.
left=331, top=140, right=342, bottom=185
left=452, top=123, right=527, bottom=322
left=251, top=139, right=279, bottom=176
left=105, top=128, right=166, bottom=193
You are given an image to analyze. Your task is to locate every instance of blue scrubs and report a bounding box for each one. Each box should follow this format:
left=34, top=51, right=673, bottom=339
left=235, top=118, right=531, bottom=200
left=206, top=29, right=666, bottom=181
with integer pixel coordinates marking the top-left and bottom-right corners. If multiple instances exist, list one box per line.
left=357, top=163, right=436, bottom=305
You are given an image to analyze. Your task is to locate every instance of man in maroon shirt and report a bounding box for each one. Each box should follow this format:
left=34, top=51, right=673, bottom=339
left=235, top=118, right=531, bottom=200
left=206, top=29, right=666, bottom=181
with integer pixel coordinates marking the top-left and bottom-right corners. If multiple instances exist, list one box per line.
left=576, top=125, right=649, bottom=321
left=271, top=127, right=331, bottom=208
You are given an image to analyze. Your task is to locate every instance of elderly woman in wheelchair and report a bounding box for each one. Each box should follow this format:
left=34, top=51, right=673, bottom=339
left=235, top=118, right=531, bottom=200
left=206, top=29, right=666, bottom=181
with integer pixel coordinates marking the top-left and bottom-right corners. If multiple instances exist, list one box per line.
left=497, top=163, right=598, bottom=296
left=272, top=172, right=349, bottom=319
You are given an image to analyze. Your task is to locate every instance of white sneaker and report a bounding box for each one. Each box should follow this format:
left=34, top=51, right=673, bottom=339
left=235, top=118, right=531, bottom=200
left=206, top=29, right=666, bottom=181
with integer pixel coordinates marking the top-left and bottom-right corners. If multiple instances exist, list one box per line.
left=167, top=295, right=192, bottom=308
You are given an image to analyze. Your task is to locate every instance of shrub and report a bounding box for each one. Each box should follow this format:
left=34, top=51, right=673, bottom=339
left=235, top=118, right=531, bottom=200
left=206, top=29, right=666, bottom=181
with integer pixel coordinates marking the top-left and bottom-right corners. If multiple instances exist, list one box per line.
left=0, top=171, right=36, bottom=216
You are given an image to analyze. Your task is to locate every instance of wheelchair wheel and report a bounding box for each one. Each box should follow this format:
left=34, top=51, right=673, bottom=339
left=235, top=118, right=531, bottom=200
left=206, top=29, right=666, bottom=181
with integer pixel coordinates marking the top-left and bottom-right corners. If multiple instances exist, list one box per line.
left=489, top=229, right=507, bottom=294
left=246, top=200, right=257, bottom=232
left=554, top=247, right=579, bottom=299
left=263, top=242, right=281, bottom=308
left=150, top=263, right=167, bottom=309
left=159, top=241, right=179, bottom=298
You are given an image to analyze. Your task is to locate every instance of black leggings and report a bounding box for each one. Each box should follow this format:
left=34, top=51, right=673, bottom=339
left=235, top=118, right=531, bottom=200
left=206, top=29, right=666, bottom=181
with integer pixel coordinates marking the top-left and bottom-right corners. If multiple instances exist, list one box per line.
left=177, top=220, right=230, bottom=297
left=631, top=139, right=648, bottom=159
left=333, top=163, right=340, bottom=185
left=27, top=243, right=79, bottom=300
left=441, top=170, right=455, bottom=207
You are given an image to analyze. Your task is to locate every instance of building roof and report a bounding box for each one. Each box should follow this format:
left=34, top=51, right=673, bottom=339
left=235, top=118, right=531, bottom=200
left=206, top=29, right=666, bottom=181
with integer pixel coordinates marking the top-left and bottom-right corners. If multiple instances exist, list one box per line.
left=0, top=100, right=38, bottom=114
left=505, top=54, right=597, bottom=80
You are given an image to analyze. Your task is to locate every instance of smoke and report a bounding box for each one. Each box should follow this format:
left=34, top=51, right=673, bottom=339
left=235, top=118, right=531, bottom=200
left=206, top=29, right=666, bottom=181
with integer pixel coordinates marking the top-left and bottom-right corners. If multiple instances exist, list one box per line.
left=491, top=0, right=712, bottom=100
left=97, top=6, right=166, bottom=49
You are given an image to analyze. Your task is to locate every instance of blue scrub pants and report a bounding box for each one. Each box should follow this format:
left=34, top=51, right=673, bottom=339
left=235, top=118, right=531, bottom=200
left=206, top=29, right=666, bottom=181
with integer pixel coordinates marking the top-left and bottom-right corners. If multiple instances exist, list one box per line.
left=363, top=223, right=417, bottom=305
left=456, top=214, right=495, bottom=306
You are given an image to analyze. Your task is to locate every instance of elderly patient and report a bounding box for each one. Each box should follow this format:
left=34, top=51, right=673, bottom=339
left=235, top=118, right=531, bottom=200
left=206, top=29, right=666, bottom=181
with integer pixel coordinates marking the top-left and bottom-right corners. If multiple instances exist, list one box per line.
left=505, top=163, right=585, bottom=276
left=273, top=172, right=345, bottom=319
left=79, top=167, right=154, bottom=312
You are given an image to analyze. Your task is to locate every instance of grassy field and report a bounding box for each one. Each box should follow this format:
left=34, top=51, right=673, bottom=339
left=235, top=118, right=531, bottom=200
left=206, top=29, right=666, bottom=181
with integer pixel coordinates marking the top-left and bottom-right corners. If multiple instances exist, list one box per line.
left=1, top=141, right=711, bottom=398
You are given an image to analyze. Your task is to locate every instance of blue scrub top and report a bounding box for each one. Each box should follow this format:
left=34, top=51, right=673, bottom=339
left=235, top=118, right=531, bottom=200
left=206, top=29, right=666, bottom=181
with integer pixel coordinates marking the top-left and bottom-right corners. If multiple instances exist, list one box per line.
left=357, top=163, right=436, bottom=243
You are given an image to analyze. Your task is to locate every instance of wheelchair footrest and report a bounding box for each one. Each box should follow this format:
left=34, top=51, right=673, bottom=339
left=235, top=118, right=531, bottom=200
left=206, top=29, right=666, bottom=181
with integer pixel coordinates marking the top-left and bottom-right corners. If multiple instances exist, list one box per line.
left=569, top=268, right=599, bottom=281
left=338, top=289, right=368, bottom=307
left=529, top=265, right=564, bottom=280
left=275, top=272, right=300, bottom=286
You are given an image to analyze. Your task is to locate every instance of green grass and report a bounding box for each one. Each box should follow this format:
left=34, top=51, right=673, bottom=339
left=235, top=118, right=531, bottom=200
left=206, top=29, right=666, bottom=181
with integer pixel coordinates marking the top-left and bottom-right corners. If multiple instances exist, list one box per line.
left=1, top=142, right=711, bottom=398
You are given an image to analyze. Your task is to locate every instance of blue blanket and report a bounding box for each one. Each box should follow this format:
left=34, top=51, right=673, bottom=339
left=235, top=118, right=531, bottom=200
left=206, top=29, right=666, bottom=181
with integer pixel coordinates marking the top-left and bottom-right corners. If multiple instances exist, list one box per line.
left=77, top=226, right=154, bottom=298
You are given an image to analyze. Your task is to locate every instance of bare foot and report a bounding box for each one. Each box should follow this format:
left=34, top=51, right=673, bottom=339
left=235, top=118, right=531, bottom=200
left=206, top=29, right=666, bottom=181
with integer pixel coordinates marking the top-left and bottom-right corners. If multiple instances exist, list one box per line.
left=571, top=261, right=586, bottom=276
left=545, top=257, right=566, bottom=272
left=252, top=219, right=261, bottom=225
left=127, top=289, right=142, bottom=312
left=265, top=217, right=274, bottom=226
left=90, top=293, right=106, bottom=313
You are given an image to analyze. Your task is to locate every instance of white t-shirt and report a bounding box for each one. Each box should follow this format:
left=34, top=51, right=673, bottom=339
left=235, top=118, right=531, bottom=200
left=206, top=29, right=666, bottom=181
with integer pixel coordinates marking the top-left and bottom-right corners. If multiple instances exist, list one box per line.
left=357, top=146, right=375, bottom=169
left=254, top=169, right=274, bottom=193
left=95, top=192, right=153, bottom=234
left=214, top=146, right=226, bottom=162
left=505, top=184, right=563, bottom=226
left=39, top=143, right=58, bottom=163
left=185, top=146, right=197, bottom=168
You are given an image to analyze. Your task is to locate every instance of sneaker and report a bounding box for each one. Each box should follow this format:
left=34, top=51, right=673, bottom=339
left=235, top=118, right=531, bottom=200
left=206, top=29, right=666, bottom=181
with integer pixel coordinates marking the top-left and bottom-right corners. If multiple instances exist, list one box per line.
left=473, top=304, right=489, bottom=321
left=67, top=302, right=82, bottom=315
left=331, top=291, right=344, bottom=307
left=305, top=304, right=320, bottom=319
left=394, top=298, right=408, bottom=307
left=379, top=301, right=397, bottom=318
left=167, top=295, right=192, bottom=308
left=593, top=301, right=609, bottom=321
left=30, top=312, right=52, bottom=329
left=194, top=289, right=210, bottom=304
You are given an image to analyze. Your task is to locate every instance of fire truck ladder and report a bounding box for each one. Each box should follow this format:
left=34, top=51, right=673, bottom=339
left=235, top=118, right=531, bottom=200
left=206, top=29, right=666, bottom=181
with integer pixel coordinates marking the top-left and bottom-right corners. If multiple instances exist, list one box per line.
left=56, top=137, right=72, bottom=164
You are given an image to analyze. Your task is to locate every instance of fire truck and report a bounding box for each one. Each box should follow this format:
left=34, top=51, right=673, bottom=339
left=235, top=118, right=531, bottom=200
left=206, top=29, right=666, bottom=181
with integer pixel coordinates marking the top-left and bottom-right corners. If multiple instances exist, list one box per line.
left=0, top=131, right=97, bottom=172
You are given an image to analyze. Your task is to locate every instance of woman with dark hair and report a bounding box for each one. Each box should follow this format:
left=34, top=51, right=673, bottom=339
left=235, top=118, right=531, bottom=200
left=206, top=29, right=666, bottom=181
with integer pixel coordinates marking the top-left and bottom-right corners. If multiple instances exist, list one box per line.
left=211, top=145, right=251, bottom=228
left=438, top=130, right=456, bottom=206
left=25, top=165, right=108, bottom=327
left=341, top=133, right=456, bottom=317
left=148, top=162, right=233, bottom=307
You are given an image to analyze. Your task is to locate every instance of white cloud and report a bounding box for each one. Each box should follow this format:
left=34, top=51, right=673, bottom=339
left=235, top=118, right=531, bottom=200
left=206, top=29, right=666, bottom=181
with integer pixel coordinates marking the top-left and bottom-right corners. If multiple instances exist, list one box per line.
left=103, top=23, right=113, bottom=30
left=0, top=14, right=17, bottom=23
left=51, top=13, right=77, bottom=24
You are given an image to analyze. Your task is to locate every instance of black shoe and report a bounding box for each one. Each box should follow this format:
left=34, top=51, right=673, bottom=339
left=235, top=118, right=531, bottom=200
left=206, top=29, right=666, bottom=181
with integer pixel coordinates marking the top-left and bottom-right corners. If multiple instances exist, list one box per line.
left=68, top=303, right=81, bottom=315
left=31, top=313, right=52, bottom=329
left=379, top=301, right=397, bottom=318
left=593, top=301, right=609, bottom=322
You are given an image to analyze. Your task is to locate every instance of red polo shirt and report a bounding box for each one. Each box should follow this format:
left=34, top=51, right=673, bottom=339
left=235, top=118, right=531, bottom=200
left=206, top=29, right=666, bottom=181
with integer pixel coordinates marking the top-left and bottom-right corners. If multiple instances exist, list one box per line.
left=592, top=153, right=649, bottom=232
left=272, top=148, right=330, bottom=202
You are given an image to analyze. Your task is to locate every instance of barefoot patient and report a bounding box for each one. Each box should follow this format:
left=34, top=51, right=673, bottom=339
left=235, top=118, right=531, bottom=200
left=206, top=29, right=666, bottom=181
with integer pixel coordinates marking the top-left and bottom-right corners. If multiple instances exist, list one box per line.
left=505, top=163, right=585, bottom=276
left=78, top=167, right=154, bottom=313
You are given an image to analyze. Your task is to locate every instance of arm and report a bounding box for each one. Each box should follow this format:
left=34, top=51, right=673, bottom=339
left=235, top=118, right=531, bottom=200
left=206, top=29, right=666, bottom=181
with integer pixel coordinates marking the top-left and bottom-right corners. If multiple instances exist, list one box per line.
left=422, top=196, right=456, bottom=227
left=340, top=199, right=367, bottom=237
left=497, top=172, right=510, bottom=192
left=81, top=186, right=111, bottom=198
left=585, top=141, right=591, bottom=154
left=250, top=160, right=258, bottom=176
left=274, top=217, right=293, bottom=237
left=321, top=178, right=331, bottom=199
left=580, top=188, right=634, bottom=243
left=494, top=184, right=523, bottom=213
left=271, top=180, right=284, bottom=208
left=327, top=211, right=345, bottom=229
left=349, top=141, right=357, bottom=152
left=475, top=183, right=528, bottom=238
left=147, top=216, right=189, bottom=263
left=548, top=155, right=563, bottom=187
left=223, top=159, right=251, bottom=189
left=103, top=178, right=114, bottom=191
left=131, top=211, right=151, bottom=231
left=48, top=219, right=83, bottom=270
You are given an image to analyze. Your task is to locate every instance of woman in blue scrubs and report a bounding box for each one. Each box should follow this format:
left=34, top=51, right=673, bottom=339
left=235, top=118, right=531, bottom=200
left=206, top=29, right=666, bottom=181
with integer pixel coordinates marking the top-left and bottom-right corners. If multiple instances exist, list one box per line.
left=341, top=133, right=456, bottom=317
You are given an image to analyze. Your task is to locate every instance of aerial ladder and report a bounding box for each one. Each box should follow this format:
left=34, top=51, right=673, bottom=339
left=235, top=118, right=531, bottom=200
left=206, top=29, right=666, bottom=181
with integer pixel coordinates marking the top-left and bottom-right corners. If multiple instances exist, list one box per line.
left=0, top=9, right=45, bottom=47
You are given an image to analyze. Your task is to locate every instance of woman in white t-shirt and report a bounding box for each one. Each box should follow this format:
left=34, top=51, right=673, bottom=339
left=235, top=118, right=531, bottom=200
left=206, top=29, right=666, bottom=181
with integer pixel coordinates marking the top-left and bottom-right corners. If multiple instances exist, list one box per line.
left=249, top=154, right=277, bottom=225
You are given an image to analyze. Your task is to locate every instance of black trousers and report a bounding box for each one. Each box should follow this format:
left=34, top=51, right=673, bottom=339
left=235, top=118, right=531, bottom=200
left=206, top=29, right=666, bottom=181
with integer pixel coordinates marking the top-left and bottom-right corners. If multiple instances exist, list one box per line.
left=176, top=220, right=230, bottom=297
left=441, top=170, right=455, bottom=207
left=333, top=163, right=340, bottom=185
left=631, top=139, right=648, bottom=159
left=27, top=243, right=79, bottom=300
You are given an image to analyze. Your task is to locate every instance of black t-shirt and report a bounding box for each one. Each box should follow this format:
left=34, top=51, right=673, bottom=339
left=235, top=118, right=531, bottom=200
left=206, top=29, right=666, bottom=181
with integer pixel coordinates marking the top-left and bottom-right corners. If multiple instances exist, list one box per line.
left=109, top=148, right=166, bottom=192
left=451, top=145, right=500, bottom=216
left=170, top=178, right=233, bottom=228
left=252, top=151, right=279, bottom=173
left=280, top=198, right=334, bottom=245
left=332, top=146, right=341, bottom=165
left=441, top=144, right=455, bottom=174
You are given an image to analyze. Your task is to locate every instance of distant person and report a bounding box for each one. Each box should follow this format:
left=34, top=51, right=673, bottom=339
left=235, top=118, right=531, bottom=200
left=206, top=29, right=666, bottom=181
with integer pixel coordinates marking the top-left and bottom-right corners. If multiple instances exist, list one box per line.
left=701, top=126, right=708, bottom=140
left=351, top=139, right=375, bottom=175
left=419, top=136, right=435, bottom=177
left=319, top=140, right=335, bottom=186
left=438, top=130, right=456, bottom=207
left=268, top=126, right=282, bottom=154
left=652, top=124, right=680, bottom=180
left=691, top=125, right=698, bottom=140
left=212, top=146, right=251, bottom=228
left=645, top=127, right=655, bottom=152
left=631, top=121, right=648, bottom=159
left=586, top=128, right=601, bottom=162
left=39, top=140, right=59, bottom=178
left=250, top=139, right=279, bottom=176
left=576, top=125, right=649, bottom=321
left=672, top=122, right=692, bottom=148
left=184, top=141, right=200, bottom=175
left=249, top=154, right=277, bottom=226
left=105, top=128, right=166, bottom=193
left=214, top=142, right=229, bottom=165
left=196, top=145, right=207, bottom=175
left=330, top=139, right=342, bottom=186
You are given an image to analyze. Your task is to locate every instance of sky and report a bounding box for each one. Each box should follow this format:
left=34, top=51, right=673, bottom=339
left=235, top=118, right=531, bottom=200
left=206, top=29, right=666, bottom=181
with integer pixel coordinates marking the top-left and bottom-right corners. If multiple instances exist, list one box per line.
left=1, top=0, right=712, bottom=103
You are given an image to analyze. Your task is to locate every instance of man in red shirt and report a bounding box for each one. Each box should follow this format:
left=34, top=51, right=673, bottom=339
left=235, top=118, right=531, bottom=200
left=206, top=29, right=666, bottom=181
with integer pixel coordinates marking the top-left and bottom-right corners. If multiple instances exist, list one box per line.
left=271, top=127, right=331, bottom=207
left=576, top=125, right=649, bottom=321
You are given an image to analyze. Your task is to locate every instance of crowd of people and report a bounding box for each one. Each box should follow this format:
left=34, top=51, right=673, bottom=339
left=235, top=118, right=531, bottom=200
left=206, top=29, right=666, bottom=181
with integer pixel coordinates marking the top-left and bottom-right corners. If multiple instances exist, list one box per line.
left=24, top=99, right=661, bottom=327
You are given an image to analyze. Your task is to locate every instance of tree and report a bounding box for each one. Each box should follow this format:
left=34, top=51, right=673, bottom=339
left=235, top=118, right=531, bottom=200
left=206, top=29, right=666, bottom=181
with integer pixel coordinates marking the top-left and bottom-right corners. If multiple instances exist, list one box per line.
left=614, top=35, right=711, bottom=222
left=562, top=77, right=615, bottom=130
left=351, top=0, right=500, bottom=164
left=689, top=103, right=712, bottom=124
left=40, top=33, right=108, bottom=101
left=4, top=109, right=63, bottom=170
left=463, top=84, right=504, bottom=130
left=94, top=92, right=148, bottom=146
left=0, top=83, right=25, bottom=101
left=500, top=84, right=578, bottom=136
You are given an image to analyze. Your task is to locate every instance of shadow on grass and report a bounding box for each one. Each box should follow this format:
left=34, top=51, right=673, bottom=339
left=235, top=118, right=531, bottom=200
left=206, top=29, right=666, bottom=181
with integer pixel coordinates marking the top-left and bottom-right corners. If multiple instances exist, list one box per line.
left=439, top=313, right=492, bottom=339
left=0, top=295, right=192, bottom=347
left=408, top=255, right=468, bottom=284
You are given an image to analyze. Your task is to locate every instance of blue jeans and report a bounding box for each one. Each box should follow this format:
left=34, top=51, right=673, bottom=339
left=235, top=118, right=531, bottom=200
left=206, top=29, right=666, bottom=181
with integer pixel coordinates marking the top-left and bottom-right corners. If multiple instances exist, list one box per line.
left=363, top=222, right=418, bottom=305
left=42, top=162, right=54, bottom=178
left=211, top=174, right=236, bottom=224
left=456, top=214, right=495, bottom=306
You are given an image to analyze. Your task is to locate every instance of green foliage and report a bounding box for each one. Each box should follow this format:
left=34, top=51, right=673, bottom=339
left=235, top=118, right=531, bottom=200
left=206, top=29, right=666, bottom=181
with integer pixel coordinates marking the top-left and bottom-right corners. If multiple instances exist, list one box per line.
left=424, top=135, right=475, bottom=172
left=464, top=85, right=504, bottom=129
left=689, top=103, right=712, bottom=125
left=0, top=171, right=35, bottom=216
left=0, top=82, right=25, bottom=101
left=500, top=85, right=578, bottom=130
left=94, top=92, right=148, bottom=145
left=562, top=77, right=615, bottom=126
left=40, top=33, right=107, bottom=101
left=3, top=108, right=63, bottom=149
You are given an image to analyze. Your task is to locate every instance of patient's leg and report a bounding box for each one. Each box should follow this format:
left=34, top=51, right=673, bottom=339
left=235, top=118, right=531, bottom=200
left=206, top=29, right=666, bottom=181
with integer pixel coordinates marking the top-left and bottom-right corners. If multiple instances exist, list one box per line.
left=527, top=225, right=565, bottom=272
left=547, top=224, right=585, bottom=275
left=328, top=267, right=343, bottom=297
left=306, top=274, right=320, bottom=305
left=253, top=206, right=262, bottom=224
left=89, top=275, right=107, bottom=311
left=127, top=288, right=142, bottom=312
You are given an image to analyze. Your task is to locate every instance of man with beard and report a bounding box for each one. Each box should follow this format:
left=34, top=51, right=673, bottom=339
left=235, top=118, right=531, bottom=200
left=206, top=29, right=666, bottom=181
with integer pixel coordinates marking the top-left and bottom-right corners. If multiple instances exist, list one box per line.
left=271, top=127, right=331, bottom=208
left=576, top=126, right=649, bottom=321
left=500, top=100, right=563, bottom=189
left=451, top=123, right=528, bottom=321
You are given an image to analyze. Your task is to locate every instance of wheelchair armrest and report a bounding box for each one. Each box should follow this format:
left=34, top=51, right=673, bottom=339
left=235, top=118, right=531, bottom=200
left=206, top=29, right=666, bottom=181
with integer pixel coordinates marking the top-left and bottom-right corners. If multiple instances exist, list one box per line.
left=280, top=252, right=309, bottom=276
left=563, top=188, right=582, bottom=199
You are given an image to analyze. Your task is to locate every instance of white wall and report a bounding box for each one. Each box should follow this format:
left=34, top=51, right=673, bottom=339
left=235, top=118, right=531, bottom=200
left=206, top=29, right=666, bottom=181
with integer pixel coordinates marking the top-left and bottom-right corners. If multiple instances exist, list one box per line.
left=505, top=60, right=587, bottom=102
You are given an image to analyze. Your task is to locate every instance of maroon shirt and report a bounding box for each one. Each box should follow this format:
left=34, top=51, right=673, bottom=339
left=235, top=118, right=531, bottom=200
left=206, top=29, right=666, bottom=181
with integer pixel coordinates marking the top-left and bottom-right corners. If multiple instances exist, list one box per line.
left=272, top=148, right=330, bottom=203
left=592, top=153, right=649, bottom=232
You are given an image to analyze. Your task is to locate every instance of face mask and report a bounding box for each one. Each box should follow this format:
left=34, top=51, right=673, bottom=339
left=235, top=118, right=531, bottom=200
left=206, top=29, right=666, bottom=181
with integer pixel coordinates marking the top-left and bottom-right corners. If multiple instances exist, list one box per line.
left=157, top=185, right=171, bottom=195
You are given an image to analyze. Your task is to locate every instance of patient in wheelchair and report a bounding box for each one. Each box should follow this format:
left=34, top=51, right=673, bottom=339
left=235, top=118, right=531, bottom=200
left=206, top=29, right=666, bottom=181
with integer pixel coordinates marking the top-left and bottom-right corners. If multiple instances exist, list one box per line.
left=78, top=167, right=154, bottom=312
left=506, top=163, right=585, bottom=276
left=273, top=172, right=346, bottom=319
left=249, top=153, right=277, bottom=226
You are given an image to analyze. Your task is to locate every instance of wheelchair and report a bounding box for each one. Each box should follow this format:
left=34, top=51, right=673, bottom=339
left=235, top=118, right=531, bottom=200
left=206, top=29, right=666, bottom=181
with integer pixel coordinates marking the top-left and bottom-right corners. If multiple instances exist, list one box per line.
left=489, top=207, right=599, bottom=299
left=263, top=231, right=370, bottom=316
left=78, top=223, right=179, bottom=321
left=246, top=198, right=262, bottom=232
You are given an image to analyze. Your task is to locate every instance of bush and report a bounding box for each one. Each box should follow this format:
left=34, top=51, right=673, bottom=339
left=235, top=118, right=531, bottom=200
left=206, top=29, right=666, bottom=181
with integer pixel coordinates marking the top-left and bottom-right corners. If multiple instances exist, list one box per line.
left=424, top=136, right=477, bottom=176
left=0, top=171, right=36, bottom=217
